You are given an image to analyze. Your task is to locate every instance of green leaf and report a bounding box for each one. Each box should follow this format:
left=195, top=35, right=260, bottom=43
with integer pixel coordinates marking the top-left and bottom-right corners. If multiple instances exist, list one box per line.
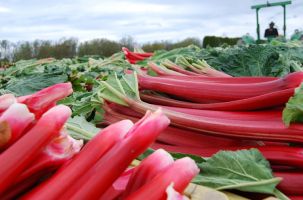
left=5, top=73, right=68, bottom=96
left=283, top=83, right=303, bottom=126
left=193, top=149, right=285, bottom=198
left=100, top=72, right=139, bottom=106
left=66, top=116, right=100, bottom=140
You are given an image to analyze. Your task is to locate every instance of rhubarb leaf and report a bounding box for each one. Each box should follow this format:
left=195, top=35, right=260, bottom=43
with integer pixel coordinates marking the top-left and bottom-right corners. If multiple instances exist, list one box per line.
left=5, top=73, right=68, bottom=96
left=100, top=73, right=139, bottom=106
left=66, top=116, right=100, bottom=140
left=282, top=83, right=303, bottom=126
left=193, top=149, right=286, bottom=199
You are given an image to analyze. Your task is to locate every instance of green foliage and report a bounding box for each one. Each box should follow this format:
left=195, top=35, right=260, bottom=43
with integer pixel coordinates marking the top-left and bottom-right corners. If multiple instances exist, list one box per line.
left=193, top=149, right=286, bottom=199
left=5, top=73, right=68, bottom=96
left=199, top=44, right=303, bottom=77
left=282, top=83, right=303, bottom=126
left=202, top=36, right=240, bottom=48
left=142, top=38, right=202, bottom=52
left=13, top=42, right=33, bottom=61
left=12, top=38, right=78, bottom=61
left=78, top=38, right=121, bottom=57
left=142, top=42, right=167, bottom=52
left=66, top=116, right=100, bottom=140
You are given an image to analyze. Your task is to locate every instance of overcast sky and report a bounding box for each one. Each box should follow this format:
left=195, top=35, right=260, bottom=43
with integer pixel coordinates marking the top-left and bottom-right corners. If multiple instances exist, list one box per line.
left=0, top=0, right=302, bottom=43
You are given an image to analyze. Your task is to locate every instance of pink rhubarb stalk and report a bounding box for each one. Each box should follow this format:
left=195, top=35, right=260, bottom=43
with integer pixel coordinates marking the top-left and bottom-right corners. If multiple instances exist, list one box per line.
left=103, top=104, right=255, bottom=148
left=166, top=183, right=189, bottom=200
left=0, top=94, right=17, bottom=113
left=0, top=105, right=71, bottom=194
left=122, top=149, right=174, bottom=197
left=151, top=143, right=303, bottom=168
left=23, top=120, right=133, bottom=200
left=154, top=74, right=278, bottom=83
left=138, top=72, right=303, bottom=102
left=125, top=157, right=199, bottom=200
left=0, top=103, right=35, bottom=148
left=275, top=172, right=303, bottom=195
left=99, top=168, right=134, bottom=200
left=18, top=82, right=73, bottom=119
left=15, top=130, right=82, bottom=186
left=3, top=131, right=82, bottom=199
left=140, top=89, right=293, bottom=111
left=65, top=109, right=170, bottom=200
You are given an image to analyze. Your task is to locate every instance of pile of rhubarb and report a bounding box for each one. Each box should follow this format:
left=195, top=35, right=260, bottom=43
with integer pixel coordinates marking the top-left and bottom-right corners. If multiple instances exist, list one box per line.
left=0, top=83, right=199, bottom=199
left=2, top=47, right=303, bottom=200
left=98, top=49, right=303, bottom=199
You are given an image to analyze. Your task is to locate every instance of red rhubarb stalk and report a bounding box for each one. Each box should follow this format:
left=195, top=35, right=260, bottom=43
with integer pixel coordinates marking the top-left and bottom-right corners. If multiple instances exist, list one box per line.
left=138, top=72, right=303, bottom=102
left=122, top=98, right=303, bottom=143
left=15, top=131, right=82, bottom=186
left=151, top=143, right=303, bottom=168
left=125, top=157, right=199, bottom=200
left=0, top=103, right=35, bottom=148
left=103, top=104, right=246, bottom=148
left=160, top=106, right=282, bottom=121
left=23, top=120, right=133, bottom=200
left=101, top=74, right=303, bottom=144
left=99, top=168, right=134, bottom=200
left=122, top=149, right=174, bottom=197
left=140, top=88, right=293, bottom=111
left=65, top=109, right=170, bottom=199
left=0, top=105, right=71, bottom=194
left=153, top=74, right=278, bottom=83
left=275, top=172, right=303, bottom=195
left=122, top=47, right=153, bottom=58
left=1, top=171, right=54, bottom=200
left=18, top=82, right=73, bottom=119
left=4, top=132, right=81, bottom=200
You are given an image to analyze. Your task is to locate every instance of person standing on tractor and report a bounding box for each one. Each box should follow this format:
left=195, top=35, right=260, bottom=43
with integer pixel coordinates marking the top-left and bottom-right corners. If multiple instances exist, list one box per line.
left=264, top=22, right=279, bottom=41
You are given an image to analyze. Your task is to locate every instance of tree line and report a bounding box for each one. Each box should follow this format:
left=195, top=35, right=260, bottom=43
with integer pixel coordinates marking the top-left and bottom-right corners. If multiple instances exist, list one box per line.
left=0, top=37, right=202, bottom=63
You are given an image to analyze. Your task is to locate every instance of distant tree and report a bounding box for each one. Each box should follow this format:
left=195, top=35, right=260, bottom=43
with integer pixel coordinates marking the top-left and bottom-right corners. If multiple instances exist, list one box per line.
left=33, top=40, right=53, bottom=58
left=171, top=37, right=202, bottom=49
left=53, top=38, right=78, bottom=59
left=142, top=42, right=167, bottom=52
left=0, top=40, right=14, bottom=61
left=3, top=36, right=205, bottom=61
left=13, top=42, right=33, bottom=61
left=78, top=38, right=121, bottom=57
left=119, top=36, right=135, bottom=50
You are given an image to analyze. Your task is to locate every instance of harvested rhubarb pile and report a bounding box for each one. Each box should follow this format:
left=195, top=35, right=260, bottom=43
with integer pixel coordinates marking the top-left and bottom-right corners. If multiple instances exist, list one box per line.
left=1, top=43, right=303, bottom=199
left=0, top=84, right=199, bottom=199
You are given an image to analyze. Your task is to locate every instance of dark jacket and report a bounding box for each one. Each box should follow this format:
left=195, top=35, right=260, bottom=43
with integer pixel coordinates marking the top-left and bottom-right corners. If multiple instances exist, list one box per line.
left=264, top=28, right=279, bottom=38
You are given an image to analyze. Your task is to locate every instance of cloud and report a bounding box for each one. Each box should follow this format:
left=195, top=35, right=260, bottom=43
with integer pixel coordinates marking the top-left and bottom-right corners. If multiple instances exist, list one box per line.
left=0, top=0, right=302, bottom=43
left=0, top=6, right=10, bottom=13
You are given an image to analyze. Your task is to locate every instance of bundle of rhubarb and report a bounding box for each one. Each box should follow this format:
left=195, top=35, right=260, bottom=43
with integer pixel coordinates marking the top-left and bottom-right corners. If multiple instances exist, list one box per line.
left=99, top=69, right=303, bottom=199
left=0, top=83, right=199, bottom=199
left=122, top=47, right=153, bottom=64
left=0, top=83, right=82, bottom=198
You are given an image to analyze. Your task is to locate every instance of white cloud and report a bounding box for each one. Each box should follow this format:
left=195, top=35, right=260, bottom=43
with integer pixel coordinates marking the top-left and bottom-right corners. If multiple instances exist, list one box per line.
left=0, top=6, right=10, bottom=13
left=0, top=0, right=302, bottom=42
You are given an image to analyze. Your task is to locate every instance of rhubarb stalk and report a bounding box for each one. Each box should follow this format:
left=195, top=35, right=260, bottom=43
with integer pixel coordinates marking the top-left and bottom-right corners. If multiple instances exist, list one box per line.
left=65, top=109, right=170, bottom=199
left=125, top=157, right=199, bottom=200
left=0, top=105, right=71, bottom=194
left=23, top=120, right=133, bottom=200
